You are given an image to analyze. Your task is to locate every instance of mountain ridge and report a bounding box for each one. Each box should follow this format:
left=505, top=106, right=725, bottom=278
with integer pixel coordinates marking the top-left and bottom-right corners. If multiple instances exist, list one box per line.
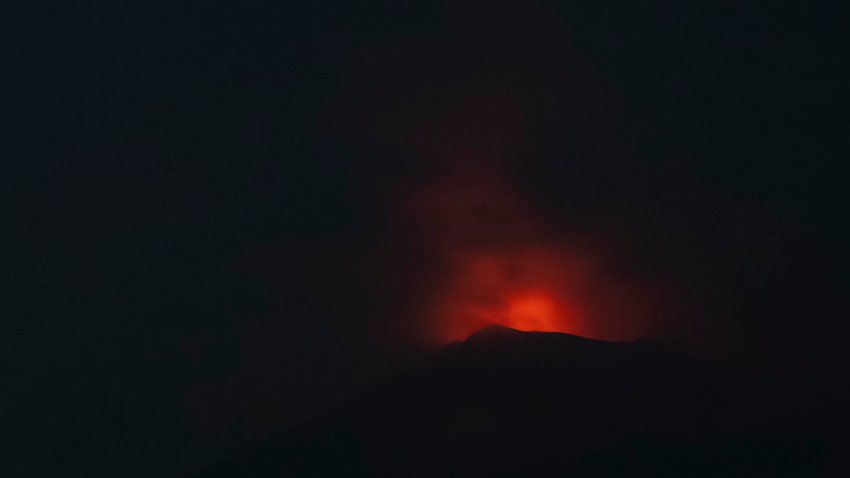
left=196, top=327, right=826, bottom=477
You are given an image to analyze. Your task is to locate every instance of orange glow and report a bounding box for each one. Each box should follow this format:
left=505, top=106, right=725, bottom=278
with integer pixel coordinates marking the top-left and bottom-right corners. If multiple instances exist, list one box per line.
left=504, top=292, right=563, bottom=332
left=392, top=97, right=668, bottom=347
left=428, top=245, right=595, bottom=343
left=402, top=162, right=666, bottom=346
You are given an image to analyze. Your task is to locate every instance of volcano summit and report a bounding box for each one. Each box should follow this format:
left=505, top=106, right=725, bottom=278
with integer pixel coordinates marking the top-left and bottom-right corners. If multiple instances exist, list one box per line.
left=197, top=327, right=826, bottom=477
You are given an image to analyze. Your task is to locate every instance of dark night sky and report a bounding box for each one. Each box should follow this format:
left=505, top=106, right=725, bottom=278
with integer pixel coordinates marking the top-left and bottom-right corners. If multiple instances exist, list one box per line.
left=4, top=1, right=849, bottom=476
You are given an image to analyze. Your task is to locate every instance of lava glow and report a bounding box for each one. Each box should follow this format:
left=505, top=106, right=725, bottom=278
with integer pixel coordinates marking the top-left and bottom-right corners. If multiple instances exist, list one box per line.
left=428, top=244, right=595, bottom=343
left=401, top=155, right=667, bottom=345
left=391, top=94, right=665, bottom=346
left=504, top=292, right=564, bottom=332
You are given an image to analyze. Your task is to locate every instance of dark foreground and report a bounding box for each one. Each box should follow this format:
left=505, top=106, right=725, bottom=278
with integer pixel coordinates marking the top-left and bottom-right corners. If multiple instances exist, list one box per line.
left=197, top=326, right=832, bottom=477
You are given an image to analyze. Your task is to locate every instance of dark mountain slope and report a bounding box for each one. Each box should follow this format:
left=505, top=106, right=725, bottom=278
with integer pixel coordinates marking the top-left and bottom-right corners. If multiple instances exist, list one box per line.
left=197, top=326, right=827, bottom=477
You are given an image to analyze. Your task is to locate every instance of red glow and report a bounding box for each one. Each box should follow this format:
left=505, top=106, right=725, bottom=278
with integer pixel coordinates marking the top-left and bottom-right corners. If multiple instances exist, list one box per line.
left=504, top=292, right=563, bottom=332
left=391, top=96, right=667, bottom=347
left=428, top=244, right=595, bottom=343
left=403, top=161, right=665, bottom=346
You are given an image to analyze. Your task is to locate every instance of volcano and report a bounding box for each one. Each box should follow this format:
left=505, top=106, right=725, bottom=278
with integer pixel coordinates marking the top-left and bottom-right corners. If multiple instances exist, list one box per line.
left=196, top=327, right=827, bottom=477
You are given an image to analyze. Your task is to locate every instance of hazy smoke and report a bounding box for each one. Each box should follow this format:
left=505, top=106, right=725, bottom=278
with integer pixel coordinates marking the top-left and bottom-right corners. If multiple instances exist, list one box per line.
left=393, top=95, right=667, bottom=345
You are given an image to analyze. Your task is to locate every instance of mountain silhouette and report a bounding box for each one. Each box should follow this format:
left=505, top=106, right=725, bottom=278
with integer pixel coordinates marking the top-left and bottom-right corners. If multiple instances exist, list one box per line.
left=196, top=327, right=827, bottom=477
